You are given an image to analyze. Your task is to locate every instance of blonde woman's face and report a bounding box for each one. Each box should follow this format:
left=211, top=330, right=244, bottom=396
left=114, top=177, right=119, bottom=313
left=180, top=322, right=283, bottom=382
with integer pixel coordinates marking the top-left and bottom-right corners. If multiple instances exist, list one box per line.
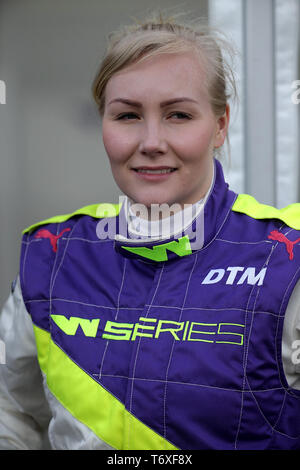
left=102, top=51, right=229, bottom=209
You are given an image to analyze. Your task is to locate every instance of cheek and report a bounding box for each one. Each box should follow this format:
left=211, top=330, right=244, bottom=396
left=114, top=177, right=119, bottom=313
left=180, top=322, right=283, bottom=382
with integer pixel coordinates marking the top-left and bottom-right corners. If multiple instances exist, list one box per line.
left=194, top=123, right=216, bottom=147
left=102, top=125, right=119, bottom=160
left=102, top=123, right=134, bottom=164
left=178, top=123, right=215, bottom=149
left=174, top=126, right=215, bottom=162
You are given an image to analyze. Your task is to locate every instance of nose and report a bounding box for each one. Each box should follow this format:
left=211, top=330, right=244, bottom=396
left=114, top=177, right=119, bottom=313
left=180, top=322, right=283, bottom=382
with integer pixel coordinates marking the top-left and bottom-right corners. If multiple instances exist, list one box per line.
left=138, top=120, right=168, bottom=156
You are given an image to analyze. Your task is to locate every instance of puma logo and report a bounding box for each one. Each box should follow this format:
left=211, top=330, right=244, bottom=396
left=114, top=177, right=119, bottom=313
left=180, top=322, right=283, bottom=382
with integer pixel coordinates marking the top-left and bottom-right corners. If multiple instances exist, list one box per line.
left=268, top=230, right=300, bottom=260
left=35, top=228, right=71, bottom=252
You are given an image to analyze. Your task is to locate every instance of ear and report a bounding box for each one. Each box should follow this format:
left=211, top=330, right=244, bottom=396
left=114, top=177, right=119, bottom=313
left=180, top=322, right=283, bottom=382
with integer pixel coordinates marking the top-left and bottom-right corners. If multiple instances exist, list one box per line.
left=214, top=104, right=230, bottom=149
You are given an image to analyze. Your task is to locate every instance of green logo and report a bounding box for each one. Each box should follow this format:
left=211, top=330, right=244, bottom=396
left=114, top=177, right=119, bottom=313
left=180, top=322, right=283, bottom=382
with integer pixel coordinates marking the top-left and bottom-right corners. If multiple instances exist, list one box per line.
left=51, top=315, right=100, bottom=337
left=121, top=235, right=192, bottom=261
left=51, top=314, right=245, bottom=346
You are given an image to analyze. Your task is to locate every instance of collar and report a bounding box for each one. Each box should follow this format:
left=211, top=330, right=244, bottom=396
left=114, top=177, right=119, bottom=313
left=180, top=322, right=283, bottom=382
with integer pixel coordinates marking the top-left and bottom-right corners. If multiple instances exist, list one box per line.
left=113, top=159, right=237, bottom=263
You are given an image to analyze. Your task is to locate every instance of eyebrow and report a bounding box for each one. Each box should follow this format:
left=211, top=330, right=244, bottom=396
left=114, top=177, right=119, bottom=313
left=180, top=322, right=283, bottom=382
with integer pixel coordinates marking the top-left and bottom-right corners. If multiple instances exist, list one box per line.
left=107, top=97, right=199, bottom=107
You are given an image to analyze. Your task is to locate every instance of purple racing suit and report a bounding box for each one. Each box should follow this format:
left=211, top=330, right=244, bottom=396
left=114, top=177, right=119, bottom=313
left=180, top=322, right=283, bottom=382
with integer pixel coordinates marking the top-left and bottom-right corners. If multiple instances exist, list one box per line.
left=3, top=158, right=300, bottom=450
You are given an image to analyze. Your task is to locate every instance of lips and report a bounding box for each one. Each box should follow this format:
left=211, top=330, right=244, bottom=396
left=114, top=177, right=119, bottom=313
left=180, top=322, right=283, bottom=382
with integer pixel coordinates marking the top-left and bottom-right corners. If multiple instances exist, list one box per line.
left=132, top=166, right=177, bottom=174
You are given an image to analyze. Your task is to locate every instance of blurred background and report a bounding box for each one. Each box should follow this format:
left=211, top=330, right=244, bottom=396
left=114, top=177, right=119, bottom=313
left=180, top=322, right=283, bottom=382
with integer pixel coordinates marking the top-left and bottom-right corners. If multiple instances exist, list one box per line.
left=0, top=0, right=299, bottom=306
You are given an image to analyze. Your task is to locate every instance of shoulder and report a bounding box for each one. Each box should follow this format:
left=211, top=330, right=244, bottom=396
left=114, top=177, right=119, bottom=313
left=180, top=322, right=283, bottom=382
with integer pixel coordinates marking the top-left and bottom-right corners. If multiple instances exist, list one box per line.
left=22, top=202, right=121, bottom=235
left=19, top=202, right=121, bottom=304
left=232, top=194, right=300, bottom=230
left=20, top=201, right=121, bottom=273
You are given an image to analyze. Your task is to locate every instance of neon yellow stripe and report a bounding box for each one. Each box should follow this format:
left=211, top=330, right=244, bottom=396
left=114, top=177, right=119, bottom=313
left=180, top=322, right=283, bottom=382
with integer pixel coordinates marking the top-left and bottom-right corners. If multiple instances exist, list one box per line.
left=32, top=325, right=177, bottom=450
left=22, top=202, right=121, bottom=234
left=33, top=324, right=51, bottom=374
left=232, top=194, right=300, bottom=230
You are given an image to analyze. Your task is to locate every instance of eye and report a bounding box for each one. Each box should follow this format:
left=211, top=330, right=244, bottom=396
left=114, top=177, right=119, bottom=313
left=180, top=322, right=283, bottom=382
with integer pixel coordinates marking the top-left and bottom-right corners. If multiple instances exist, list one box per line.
left=116, top=113, right=139, bottom=120
left=115, top=111, right=192, bottom=121
left=169, top=112, right=192, bottom=120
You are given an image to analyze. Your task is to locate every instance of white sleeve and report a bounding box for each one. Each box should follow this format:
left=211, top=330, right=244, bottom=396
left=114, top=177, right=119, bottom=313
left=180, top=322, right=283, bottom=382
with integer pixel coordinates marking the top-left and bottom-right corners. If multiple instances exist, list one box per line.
left=282, top=278, right=300, bottom=390
left=0, top=276, right=52, bottom=450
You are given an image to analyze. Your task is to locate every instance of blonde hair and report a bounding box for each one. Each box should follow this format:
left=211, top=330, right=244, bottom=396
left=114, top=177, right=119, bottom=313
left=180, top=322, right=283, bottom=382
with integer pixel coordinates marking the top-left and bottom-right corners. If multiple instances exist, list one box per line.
left=92, top=9, right=238, bottom=158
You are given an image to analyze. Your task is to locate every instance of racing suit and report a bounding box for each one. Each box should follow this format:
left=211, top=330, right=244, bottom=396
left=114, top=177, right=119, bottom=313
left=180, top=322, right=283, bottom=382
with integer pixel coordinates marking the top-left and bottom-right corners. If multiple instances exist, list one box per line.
left=1, top=158, right=300, bottom=450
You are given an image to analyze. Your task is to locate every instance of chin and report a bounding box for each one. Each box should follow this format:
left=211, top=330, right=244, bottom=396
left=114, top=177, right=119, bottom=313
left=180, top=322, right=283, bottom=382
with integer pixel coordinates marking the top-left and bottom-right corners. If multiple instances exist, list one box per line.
left=132, top=196, right=173, bottom=208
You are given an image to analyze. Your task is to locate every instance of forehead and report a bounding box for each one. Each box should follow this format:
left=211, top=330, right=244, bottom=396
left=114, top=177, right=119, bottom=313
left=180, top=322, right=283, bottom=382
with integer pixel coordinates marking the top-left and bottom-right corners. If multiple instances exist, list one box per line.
left=105, top=51, right=209, bottom=102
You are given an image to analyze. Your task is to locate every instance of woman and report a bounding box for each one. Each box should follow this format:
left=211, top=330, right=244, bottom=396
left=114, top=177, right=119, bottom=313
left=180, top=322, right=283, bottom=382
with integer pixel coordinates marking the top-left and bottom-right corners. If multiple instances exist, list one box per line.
left=1, top=11, right=300, bottom=451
